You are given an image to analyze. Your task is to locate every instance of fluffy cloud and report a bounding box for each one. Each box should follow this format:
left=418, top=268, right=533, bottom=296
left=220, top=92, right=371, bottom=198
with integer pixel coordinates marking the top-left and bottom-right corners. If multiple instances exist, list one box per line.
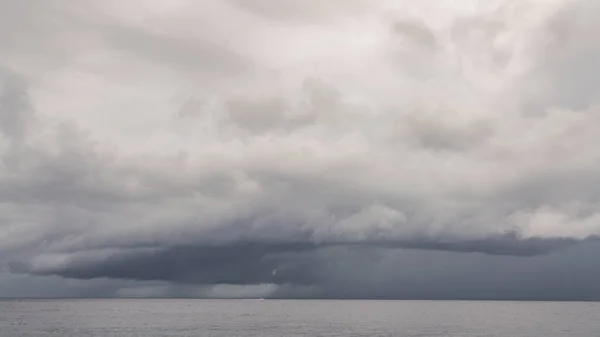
left=2, top=0, right=600, bottom=299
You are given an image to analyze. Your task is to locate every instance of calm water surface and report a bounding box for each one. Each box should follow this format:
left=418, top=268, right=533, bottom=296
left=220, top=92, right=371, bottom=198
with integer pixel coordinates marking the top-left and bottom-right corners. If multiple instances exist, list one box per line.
left=0, top=299, right=599, bottom=336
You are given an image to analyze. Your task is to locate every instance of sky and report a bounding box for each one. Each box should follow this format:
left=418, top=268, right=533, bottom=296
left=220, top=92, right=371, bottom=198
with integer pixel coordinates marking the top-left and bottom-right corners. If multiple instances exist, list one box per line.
left=1, top=0, right=600, bottom=300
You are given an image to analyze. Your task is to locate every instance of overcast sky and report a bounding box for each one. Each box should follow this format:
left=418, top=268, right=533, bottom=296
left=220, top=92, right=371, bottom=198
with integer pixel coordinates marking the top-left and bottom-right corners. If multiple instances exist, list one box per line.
left=1, top=0, right=600, bottom=300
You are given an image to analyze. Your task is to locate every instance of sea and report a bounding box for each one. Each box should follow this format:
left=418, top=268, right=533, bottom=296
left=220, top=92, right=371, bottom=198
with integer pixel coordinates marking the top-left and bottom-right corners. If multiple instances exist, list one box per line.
left=0, top=299, right=599, bottom=336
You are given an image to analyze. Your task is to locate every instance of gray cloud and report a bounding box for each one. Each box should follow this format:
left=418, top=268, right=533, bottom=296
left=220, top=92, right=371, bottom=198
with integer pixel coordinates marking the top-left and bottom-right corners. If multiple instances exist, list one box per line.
left=2, top=0, right=600, bottom=299
left=10, top=234, right=596, bottom=293
left=230, top=0, right=371, bottom=22
left=308, top=241, right=600, bottom=301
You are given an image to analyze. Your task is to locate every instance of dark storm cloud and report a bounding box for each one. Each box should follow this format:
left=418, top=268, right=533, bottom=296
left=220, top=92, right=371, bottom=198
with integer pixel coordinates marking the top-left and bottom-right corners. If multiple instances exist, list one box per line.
left=299, top=241, right=600, bottom=301
left=373, top=233, right=588, bottom=257
left=3, top=0, right=600, bottom=299
left=12, top=234, right=594, bottom=290
left=15, top=243, right=319, bottom=285
left=18, top=238, right=600, bottom=300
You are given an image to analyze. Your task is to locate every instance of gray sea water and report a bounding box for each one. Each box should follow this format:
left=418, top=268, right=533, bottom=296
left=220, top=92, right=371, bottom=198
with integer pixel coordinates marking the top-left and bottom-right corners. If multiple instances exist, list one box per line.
left=1, top=299, right=599, bottom=336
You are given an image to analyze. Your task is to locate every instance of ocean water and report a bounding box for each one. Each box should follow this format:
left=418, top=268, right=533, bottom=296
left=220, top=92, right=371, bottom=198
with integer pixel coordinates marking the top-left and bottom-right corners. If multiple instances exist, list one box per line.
left=0, top=299, right=599, bottom=336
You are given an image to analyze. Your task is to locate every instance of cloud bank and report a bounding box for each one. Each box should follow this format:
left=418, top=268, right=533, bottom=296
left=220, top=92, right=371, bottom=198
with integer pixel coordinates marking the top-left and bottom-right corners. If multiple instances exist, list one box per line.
left=2, top=0, right=600, bottom=299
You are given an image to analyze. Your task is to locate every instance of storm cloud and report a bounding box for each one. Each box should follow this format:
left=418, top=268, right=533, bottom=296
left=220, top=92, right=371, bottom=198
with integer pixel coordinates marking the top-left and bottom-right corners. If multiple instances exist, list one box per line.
left=2, top=0, right=600, bottom=299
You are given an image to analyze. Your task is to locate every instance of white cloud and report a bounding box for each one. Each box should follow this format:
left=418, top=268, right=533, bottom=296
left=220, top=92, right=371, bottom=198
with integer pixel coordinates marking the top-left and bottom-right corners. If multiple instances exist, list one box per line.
left=2, top=0, right=600, bottom=295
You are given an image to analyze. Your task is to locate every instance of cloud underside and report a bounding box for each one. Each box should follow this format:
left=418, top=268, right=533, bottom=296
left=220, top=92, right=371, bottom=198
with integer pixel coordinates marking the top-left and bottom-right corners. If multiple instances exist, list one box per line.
left=9, top=241, right=600, bottom=300
left=2, top=0, right=600, bottom=298
left=11, top=235, right=585, bottom=283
